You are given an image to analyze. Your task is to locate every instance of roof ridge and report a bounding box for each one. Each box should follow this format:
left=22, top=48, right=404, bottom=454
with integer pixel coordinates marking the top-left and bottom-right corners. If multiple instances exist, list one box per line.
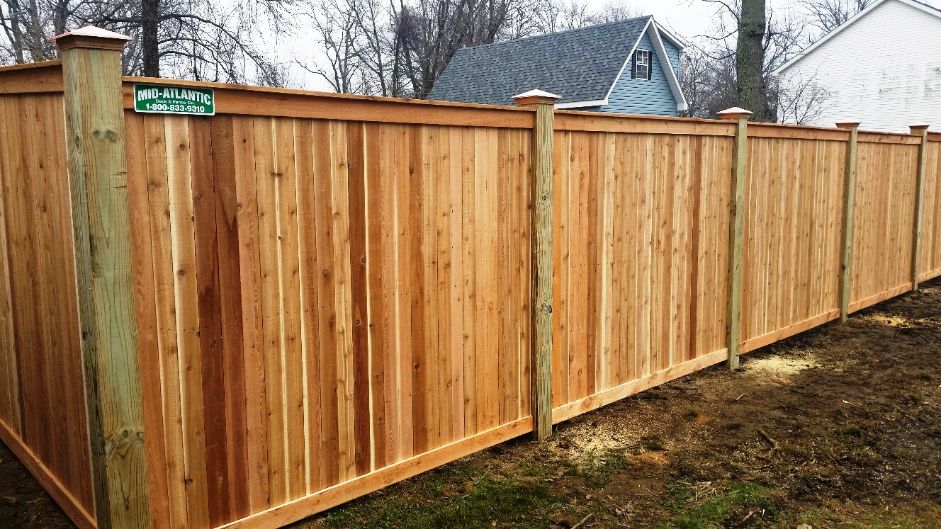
left=457, top=15, right=652, bottom=53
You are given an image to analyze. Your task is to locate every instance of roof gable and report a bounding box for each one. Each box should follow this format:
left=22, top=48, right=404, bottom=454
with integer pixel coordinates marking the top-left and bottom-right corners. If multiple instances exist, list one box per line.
left=599, top=20, right=687, bottom=112
left=776, top=0, right=941, bottom=74
left=428, top=17, right=653, bottom=106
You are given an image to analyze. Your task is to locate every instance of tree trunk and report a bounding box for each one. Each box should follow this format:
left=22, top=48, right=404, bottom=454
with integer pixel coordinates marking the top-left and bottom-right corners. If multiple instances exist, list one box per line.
left=736, top=0, right=770, bottom=120
left=141, top=0, right=160, bottom=77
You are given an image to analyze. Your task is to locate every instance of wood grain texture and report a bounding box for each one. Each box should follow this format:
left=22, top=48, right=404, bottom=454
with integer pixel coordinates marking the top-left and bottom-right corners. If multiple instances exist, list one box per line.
left=549, top=130, right=733, bottom=412
left=531, top=103, right=554, bottom=440
left=911, top=128, right=930, bottom=290
left=839, top=126, right=859, bottom=322
left=850, top=141, right=920, bottom=311
left=727, top=118, right=747, bottom=370
left=60, top=43, right=151, bottom=528
left=0, top=60, right=64, bottom=94
left=741, top=137, right=845, bottom=345
left=0, top=92, right=94, bottom=527
left=918, top=141, right=941, bottom=280
left=125, top=116, right=533, bottom=527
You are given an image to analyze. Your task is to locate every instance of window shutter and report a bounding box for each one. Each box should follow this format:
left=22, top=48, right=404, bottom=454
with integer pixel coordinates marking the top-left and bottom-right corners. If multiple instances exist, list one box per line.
left=647, top=52, right=652, bottom=80
left=631, top=52, right=636, bottom=79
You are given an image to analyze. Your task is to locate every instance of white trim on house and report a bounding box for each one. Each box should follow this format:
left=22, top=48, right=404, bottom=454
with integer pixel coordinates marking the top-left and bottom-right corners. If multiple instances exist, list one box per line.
left=601, top=18, right=688, bottom=113
left=604, top=18, right=651, bottom=106
left=647, top=21, right=689, bottom=112
left=775, top=0, right=941, bottom=74
left=555, top=99, right=609, bottom=109
left=654, top=22, right=689, bottom=51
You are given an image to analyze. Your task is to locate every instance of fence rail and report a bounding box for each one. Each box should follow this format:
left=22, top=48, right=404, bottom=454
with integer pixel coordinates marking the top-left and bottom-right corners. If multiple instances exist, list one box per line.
left=0, top=35, right=939, bottom=529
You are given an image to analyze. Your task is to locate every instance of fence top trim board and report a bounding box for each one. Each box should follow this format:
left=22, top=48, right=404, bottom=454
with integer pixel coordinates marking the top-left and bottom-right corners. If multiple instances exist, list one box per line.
left=0, top=60, right=933, bottom=136
left=747, top=123, right=851, bottom=142
left=0, top=59, right=62, bottom=72
left=554, top=110, right=736, bottom=136
left=858, top=131, right=924, bottom=145
left=0, top=60, right=64, bottom=94
left=121, top=75, right=538, bottom=128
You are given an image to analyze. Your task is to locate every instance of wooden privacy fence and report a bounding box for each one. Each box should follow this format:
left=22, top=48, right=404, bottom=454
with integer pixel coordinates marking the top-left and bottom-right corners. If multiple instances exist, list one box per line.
left=0, top=27, right=939, bottom=529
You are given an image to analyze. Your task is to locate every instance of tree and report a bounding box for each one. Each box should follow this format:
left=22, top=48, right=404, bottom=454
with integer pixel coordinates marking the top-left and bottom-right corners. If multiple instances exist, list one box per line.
left=803, top=0, right=872, bottom=33
left=776, top=72, right=833, bottom=124
left=736, top=0, right=772, bottom=120
left=695, top=0, right=826, bottom=122
left=679, top=45, right=736, bottom=118
left=0, top=0, right=297, bottom=85
left=304, top=0, right=365, bottom=93
left=0, top=0, right=70, bottom=63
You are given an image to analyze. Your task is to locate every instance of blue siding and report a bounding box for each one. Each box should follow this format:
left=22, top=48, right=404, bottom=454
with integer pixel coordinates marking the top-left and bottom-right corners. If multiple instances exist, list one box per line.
left=600, top=31, right=679, bottom=116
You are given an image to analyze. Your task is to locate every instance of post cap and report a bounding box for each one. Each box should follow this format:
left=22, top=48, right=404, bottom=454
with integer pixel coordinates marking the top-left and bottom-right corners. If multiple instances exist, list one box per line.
left=716, top=107, right=753, bottom=121
left=512, top=89, right=561, bottom=107
left=909, top=124, right=930, bottom=135
left=53, top=26, right=131, bottom=52
left=834, top=121, right=861, bottom=129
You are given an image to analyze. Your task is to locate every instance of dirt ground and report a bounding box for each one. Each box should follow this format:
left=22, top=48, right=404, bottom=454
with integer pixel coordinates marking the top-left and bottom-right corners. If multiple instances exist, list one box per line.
left=4, top=280, right=941, bottom=529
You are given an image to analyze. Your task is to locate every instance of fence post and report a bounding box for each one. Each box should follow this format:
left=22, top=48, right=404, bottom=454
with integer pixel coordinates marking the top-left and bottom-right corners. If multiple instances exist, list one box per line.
left=54, top=27, right=151, bottom=529
left=910, top=124, right=930, bottom=291
left=513, top=89, right=559, bottom=441
left=836, top=121, right=860, bottom=322
left=717, top=107, right=752, bottom=370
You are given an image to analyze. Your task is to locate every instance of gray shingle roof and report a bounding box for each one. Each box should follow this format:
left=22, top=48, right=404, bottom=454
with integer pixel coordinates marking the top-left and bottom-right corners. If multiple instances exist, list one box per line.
left=428, top=16, right=651, bottom=106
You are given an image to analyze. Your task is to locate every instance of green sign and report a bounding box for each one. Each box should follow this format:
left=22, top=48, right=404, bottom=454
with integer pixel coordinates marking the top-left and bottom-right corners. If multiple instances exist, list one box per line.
left=133, top=84, right=215, bottom=116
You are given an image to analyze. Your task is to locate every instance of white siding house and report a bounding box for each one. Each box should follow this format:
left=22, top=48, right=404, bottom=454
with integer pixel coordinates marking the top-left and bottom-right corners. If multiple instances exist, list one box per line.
left=775, top=0, right=941, bottom=132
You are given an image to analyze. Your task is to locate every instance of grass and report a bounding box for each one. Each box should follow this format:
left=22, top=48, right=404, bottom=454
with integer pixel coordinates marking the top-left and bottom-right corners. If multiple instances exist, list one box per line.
left=319, top=462, right=565, bottom=529
left=782, top=501, right=941, bottom=529
left=653, top=482, right=777, bottom=529
left=579, top=447, right=631, bottom=486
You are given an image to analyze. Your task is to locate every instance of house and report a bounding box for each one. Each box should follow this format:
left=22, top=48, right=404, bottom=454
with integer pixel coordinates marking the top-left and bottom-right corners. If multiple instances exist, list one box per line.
left=775, top=0, right=941, bottom=132
left=428, top=16, right=688, bottom=116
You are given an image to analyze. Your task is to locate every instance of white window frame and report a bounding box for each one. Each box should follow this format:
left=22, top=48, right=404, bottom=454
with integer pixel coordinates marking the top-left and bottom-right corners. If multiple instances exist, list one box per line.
left=634, top=49, right=651, bottom=80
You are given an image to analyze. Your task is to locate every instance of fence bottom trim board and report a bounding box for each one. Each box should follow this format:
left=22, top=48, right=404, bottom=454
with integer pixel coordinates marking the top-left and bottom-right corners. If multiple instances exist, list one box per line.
left=918, top=269, right=941, bottom=283
left=551, top=349, right=729, bottom=424
left=848, top=283, right=912, bottom=314
left=216, top=417, right=533, bottom=529
left=741, top=310, right=841, bottom=354
left=0, top=418, right=96, bottom=529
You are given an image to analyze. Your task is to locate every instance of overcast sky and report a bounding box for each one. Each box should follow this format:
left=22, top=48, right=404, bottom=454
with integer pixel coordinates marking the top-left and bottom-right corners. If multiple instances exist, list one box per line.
left=278, top=0, right=941, bottom=91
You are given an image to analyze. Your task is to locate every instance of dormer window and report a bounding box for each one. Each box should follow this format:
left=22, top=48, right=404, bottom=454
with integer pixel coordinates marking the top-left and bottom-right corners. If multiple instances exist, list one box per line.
left=633, top=49, right=651, bottom=80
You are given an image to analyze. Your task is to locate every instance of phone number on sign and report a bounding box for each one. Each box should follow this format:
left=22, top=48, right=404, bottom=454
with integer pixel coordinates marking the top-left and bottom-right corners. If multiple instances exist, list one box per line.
left=141, top=102, right=209, bottom=113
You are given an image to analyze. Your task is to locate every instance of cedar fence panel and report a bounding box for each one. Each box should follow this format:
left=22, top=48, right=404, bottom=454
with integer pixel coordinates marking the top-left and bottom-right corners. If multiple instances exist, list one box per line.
left=0, top=87, right=96, bottom=528
left=549, top=126, right=734, bottom=422
left=741, top=136, right=846, bottom=352
left=918, top=139, right=941, bottom=281
left=849, top=139, right=920, bottom=311
left=0, top=49, right=939, bottom=529
left=125, top=112, right=535, bottom=528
